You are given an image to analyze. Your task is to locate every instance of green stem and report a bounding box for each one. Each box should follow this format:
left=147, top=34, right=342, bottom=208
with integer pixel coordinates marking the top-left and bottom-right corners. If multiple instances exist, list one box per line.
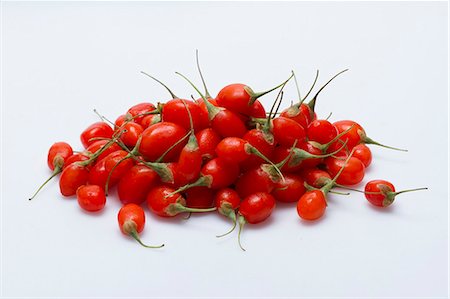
left=78, top=133, right=123, bottom=167
left=181, top=99, right=195, bottom=135
left=105, top=155, right=128, bottom=195
left=175, top=72, right=222, bottom=120
left=169, top=203, right=216, bottom=215
left=245, top=72, right=294, bottom=105
left=128, top=229, right=164, bottom=249
left=334, top=184, right=366, bottom=193
left=237, top=215, right=246, bottom=251
left=392, top=187, right=428, bottom=196
left=264, top=139, right=298, bottom=182
left=216, top=211, right=237, bottom=238
left=307, top=69, right=348, bottom=112
left=292, top=70, right=302, bottom=102
left=183, top=206, right=216, bottom=213
left=165, top=175, right=213, bottom=198
left=196, top=49, right=212, bottom=99
left=363, top=136, right=408, bottom=152
left=321, top=148, right=355, bottom=195
left=300, top=69, right=319, bottom=105
left=28, top=165, right=62, bottom=200
left=141, top=71, right=178, bottom=99
left=93, top=109, right=115, bottom=127
left=114, top=139, right=174, bottom=183
left=289, top=140, right=348, bottom=168
left=246, top=144, right=279, bottom=170
left=273, top=91, right=285, bottom=120
left=329, top=190, right=350, bottom=196
left=266, top=82, right=286, bottom=126
left=310, top=124, right=355, bottom=153
left=155, top=131, right=191, bottom=163
left=105, top=137, right=142, bottom=195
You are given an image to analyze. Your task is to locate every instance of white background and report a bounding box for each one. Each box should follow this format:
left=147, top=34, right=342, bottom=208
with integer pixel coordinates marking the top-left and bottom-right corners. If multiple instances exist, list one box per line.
left=1, top=1, right=448, bottom=298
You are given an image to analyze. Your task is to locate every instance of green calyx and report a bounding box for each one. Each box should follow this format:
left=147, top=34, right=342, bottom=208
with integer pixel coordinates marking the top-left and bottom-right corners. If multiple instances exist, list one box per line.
left=310, top=124, right=355, bottom=154
left=378, top=184, right=428, bottom=207
left=164, top=175, right=213, bottom=199
left=175, top=72, right=223, bottom=121
left=244, top=72, right=294, bottom=106
left=123, top=220, right=164, bottom=249
left=114, top=138, right=175, bottom=184
left=289, top=140, right=349, bottom=168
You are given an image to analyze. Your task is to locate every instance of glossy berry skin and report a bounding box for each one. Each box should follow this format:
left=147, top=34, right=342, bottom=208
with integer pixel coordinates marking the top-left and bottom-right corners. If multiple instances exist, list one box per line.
left=147, top=186, right=185, bottom=217
left=272, top=174, right=306, bottom=203
left=280, top=103, right=313, bottom=129
left=87, top=158, right=107, bottom=188
left=119, top=122, right=144, bottom=148
left=141, top=114, right=161, bottom=129
left=300, top=168, right=332, bottom=189
left=63, top=153, right=90, bottom=169
left=215, top=188, right=241, bottom=215
left=307, top=120, right=338, bottom=145
left=118, top=165, right=160, bottom=205
left=364, top=180, right=395, bottom=207
left=333, top=143, right=372, bottom=168
left=298, top=142, right=324, bottom=169
left=115, top=114, right=127, bottom=128
left=139, top=122, right=188, bottom=162
left=351, top=144, right=372, bottom=168
left=241, top=129, right=275, bottom=171
left=196, top=98, right=217, bottom=126
left=297, top=190, right=327, bottom=221
left=185, top=186, right=215, bottom=209
left=176, top=137, right=203, bottom=186
left=272, top=117, right=306, bottom=147
left=215, top=137, right=250, bottom=163
left=47, top=142, right=73, bottom=171
left=76, top=185, right=106, bottom=212
left=118, top=203, right=163, bottom=247
left=80, top=122, right=114, bottom=149
left=248, top=100, right=266, bottom=118
left=272, top=144, right=321, bottom=173
left=235, top=166, right=277, bottom=198
left=325, top=156, right=365, bottom=186
left=59, top=163, right=90, bottom=196
left=126, top=102, right=156, bottom=125
left=239, top=192, right=276, bottom=224
left=118, top=203, right=146, bottom=234
left=333, top=120, right=367, bottom=149
left=200, top=158, right=240, bottom=189
left=85, top=140, right=121, bottom=162
left=211, top=109, right=247, bottom=138
left=162, top=99, right=207, bottom=132
left=195, top=128, right=221, bottom=161
left=216, top=83, right=252, bottom=115
left=243, top=129, right=274, bottom=155
left=88, top=150, right=135, bottom=189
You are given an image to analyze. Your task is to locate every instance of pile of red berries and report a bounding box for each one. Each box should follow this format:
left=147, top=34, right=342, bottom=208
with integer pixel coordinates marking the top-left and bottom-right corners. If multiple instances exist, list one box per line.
left=30, top=55, right=427, bottom=250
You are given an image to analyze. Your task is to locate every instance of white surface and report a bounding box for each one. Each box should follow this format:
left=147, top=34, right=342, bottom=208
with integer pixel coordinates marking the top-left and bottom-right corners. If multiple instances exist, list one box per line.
left=1, top=2, right=448, bottom=298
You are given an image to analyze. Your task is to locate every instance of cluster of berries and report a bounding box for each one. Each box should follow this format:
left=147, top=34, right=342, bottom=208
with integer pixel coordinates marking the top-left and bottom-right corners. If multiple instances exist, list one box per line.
left=30, top=54, right=426, bottom=250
